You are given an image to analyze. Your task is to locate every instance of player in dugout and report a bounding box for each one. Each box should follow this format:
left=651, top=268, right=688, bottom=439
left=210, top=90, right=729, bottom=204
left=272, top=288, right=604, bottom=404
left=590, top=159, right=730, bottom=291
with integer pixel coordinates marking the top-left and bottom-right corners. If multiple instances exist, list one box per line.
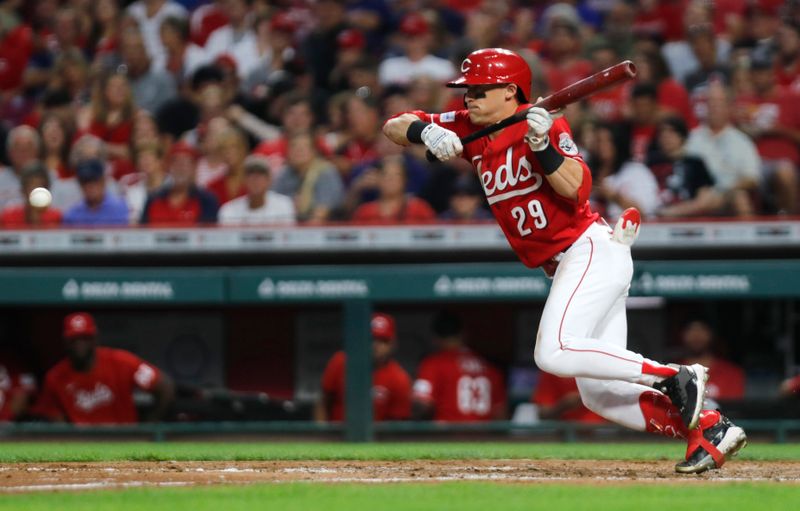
left=30, top=312, right=174, bottom=424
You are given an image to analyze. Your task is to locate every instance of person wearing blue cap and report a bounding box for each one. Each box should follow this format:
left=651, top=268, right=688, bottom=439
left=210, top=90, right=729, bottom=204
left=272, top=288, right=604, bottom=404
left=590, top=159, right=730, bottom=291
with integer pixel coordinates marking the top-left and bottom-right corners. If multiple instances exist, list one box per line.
left=62, top=159, right=129, bottom=226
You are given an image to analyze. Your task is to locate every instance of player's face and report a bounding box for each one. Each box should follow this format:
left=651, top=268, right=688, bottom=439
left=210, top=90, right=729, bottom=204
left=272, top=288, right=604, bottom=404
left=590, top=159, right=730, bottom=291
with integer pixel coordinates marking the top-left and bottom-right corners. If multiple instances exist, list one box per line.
left=372, top=339, right=393, bottom=363
left=67, top=336, right=96, bottom=371
left=464, top=84, right=515, bottom=125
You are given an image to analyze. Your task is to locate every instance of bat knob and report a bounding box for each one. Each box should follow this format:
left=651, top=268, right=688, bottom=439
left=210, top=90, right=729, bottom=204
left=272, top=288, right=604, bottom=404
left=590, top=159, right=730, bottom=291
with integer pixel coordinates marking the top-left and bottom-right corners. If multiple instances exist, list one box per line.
left=425, top=150, right=439, bottom=162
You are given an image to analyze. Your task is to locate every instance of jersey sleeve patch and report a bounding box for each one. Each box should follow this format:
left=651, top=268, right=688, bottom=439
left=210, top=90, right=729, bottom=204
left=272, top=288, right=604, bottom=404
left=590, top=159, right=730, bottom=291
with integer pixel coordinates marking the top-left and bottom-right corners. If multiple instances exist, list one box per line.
left=557, top=132, right=579, bottom=156
left=439, top=111, right=456, bottom=123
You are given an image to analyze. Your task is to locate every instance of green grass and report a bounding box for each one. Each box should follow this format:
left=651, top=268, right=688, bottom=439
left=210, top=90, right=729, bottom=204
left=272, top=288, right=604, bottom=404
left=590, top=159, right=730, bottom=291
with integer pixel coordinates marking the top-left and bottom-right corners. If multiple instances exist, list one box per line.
left=1, top=483, right=799, bottom=511
left=1, top=441, right=799, bottom=463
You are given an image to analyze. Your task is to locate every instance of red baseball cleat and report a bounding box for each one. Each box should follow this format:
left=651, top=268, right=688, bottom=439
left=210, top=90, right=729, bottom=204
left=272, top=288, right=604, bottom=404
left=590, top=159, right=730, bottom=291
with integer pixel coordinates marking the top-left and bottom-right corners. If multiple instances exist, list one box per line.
left=675, top=410, right=748, bottom=474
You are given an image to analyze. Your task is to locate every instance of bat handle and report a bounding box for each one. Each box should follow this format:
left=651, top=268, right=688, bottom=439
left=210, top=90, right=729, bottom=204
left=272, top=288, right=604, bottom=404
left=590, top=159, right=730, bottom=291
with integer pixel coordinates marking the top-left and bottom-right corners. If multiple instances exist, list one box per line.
left=425, top=149, right=438, bottom=162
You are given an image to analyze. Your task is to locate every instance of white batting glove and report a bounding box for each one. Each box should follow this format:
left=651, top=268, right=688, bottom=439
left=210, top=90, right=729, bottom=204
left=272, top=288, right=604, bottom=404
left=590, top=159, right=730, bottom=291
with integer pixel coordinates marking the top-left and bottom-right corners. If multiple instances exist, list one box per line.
left=421, top=124, right=463, bottom=161
left=525, top=107, right=553, bottom=152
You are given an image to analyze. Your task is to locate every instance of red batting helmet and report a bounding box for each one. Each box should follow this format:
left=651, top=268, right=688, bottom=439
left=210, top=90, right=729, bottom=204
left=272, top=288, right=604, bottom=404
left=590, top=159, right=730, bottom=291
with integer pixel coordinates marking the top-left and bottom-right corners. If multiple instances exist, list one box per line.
left=64, top=312, right=97, bottom=339
left=448, top=48, right=532, bottom=102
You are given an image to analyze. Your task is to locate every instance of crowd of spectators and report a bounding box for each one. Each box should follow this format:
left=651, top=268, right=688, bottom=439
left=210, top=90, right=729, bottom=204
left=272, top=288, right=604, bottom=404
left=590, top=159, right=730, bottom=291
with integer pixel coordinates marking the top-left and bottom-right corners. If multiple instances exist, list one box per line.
left=1, top=0, right=799, bottom=229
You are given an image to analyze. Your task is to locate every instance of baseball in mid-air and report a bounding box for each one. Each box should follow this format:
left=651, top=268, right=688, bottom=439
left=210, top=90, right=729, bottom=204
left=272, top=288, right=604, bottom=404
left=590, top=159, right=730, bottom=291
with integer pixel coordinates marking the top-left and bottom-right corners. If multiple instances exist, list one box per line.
left=29, top=187, right=52, bottom=208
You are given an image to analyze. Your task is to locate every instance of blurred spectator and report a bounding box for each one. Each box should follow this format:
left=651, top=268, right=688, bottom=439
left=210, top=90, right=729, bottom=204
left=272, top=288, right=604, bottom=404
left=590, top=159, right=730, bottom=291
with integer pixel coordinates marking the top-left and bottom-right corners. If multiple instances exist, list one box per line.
left=438, top=173, right=492, bottom=221
left=685, top=82, right=760, bottom=216
left=775, top=20, right=800, bottom=93
left=684, top=24, right=732, bottom=96
left=23, top=7, right=85, bottom=94
left=1, top=163, right=62, bottom=228
left=378, top=13, right=456, bottom=87
left=734, top=52, right=800, bottom=215
left=242, top=94, right=331, bottom=176
left=315, top=312, right=411, bottom=422
left=195, top=116, right=231, bottom=186
left=302, top=0, right=348, bottom=95
left=627, top=83, right=660, bottom=163
left=124, top=0, right=188, bottom=72
left=541, top=10, right=593, bottom=93
left=586, top=37, right=627, bottom=121
left=352, top=155, right=435, bottom=223
left=206, top=127, right=248, bottom=205
left=412, top=310, right=506, bottom=422
left=272, top=131, right=344, bottom=223
left=0, top=125, right=39, bottom=210
left=678, top=319, right=745, bottom=402
left=47, top=48, right=91, bottom=106
left=0, top=354, right=36, bottom=422
left=648, top=117, right=722, bottom=218
left=39, top=113, right=74, bottom=180
left=119, top=142, right=167, bottom=224
left=242, top=12, right=303, bottom=99
left=328, top=28, right=368, bottom=93
left=160, top=15, right=207, bottom=81
left=118, top=27, right=177, bottom=114
left=661, top=3, right=732, bottom=85
left=335, top=93, right=382, bottom=180
left=63, top=159, right=129, bottom=226
left=90, top=0, right=123, bottom=72
left=532, top=372, right=604, bottom=423
left=218, top=155, right=295, bottom=225
left=83, top=72, right=136, bottom=176
left=31, top=312, right=174, bottom=424
left=188, top=0, right=228, bottom=48
left=587, top=122, right=660, bottom=221
left=0, top=5, right=33, bottom=94
left=203, top=0, right=257, bottom=80
left=140, top=141, right=218, bottom=225
left=635, top=48, right=696, bottom=127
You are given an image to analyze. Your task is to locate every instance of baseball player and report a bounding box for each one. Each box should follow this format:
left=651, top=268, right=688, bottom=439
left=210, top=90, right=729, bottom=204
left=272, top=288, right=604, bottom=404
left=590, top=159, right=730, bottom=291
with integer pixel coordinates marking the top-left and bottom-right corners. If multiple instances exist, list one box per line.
left=383, top=48, right=746, bottom=473
left=31, top=312, right=174, bottom=424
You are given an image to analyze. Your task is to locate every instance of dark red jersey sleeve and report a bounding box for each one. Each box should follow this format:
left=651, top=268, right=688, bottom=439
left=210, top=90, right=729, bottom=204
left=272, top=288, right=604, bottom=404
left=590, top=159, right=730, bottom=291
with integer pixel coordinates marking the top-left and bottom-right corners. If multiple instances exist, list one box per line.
left=321, top=351, right=345, bottom=395
left=111, top=350, right=161, bottom=392
left=385, top=364, right=412, bottom=420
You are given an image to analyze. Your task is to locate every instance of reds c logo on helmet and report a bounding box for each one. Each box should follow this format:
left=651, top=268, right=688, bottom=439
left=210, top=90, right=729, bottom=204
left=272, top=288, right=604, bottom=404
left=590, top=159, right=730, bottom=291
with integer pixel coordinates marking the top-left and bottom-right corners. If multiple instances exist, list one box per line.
left=448, top=48, right=532, bottom=102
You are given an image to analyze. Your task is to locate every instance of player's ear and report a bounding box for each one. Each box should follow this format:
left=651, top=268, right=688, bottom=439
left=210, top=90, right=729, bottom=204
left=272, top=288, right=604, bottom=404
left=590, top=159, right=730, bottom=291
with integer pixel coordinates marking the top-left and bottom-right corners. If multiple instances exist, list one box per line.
left=506, top=84, right=517, bottom=101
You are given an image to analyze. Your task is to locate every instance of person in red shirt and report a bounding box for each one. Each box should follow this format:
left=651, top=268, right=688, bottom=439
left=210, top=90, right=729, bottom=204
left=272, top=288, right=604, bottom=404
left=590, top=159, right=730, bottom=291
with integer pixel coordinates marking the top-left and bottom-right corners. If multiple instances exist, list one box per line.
left=735, top=52, right=800, bottom=214
left=0, top=163, right=63, bottom=228
left=140, top=141, right=219, bottom=225
left=384, top=47, right=746, bottom=474
left=83, top=72, right=135, bottom=178
left=205, top=128, right=249, bottom=206
left=0, top=357, right=37, bottom=422
left=351, top=156, right=436, bottom=224
left=412, top=310, right=506, bottom=422
left=678, top=319, right=745, bottom=403
left=627, top=83, right=659, bottom=163
left=316, top=312, right=411, bottom=422
left=532, top=372, right=604, bottom=423
left=31, top=312, right=174, bottom=424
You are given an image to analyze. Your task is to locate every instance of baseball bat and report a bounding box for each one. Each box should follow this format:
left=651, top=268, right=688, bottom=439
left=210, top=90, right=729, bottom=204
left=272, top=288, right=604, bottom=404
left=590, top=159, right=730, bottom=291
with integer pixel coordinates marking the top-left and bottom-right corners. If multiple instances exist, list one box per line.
left=425, top=60, right=637, bottom=162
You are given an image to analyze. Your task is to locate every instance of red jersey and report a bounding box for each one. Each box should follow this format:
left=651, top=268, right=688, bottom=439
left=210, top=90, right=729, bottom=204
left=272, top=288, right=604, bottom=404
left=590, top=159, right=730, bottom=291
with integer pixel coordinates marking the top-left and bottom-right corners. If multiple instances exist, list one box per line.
left=0, top=363, right=36, bottom=421
left=405, top=105, right=597, bottom=268
left=413, top=347, right=505, bottom=422
left=1, top=205, right=62, bottom=227
left=532, top=371, right=604, bottom=423
left=681, top=358, right=745, bottom=401
left=32, top=348, right=161, bottom=424
left=352, top=197, right=436, bottom=223
left=321, top=351, right=411, bottom=421
left=735, top=89, right=800, bottom=166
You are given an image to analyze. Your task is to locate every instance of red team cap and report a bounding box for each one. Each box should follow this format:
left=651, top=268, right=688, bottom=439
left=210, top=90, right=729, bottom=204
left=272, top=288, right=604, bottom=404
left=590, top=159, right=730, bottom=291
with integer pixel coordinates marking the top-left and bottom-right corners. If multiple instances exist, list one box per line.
left=447, top=48, right=532, bottom=102
left=399, top=13, right=430, bottom=36
left=269, top=12, right=297, bottom=33
left=337, top=28, right=366, bottom=50
left=371, top=313, right=396, bottom=342
left=64, top=312, right=97, bottom=339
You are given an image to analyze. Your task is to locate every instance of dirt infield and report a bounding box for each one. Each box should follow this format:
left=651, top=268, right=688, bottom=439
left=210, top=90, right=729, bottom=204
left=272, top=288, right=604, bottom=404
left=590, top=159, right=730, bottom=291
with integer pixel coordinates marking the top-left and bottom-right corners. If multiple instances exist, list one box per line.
left=1, top=460, right=799, bottom=492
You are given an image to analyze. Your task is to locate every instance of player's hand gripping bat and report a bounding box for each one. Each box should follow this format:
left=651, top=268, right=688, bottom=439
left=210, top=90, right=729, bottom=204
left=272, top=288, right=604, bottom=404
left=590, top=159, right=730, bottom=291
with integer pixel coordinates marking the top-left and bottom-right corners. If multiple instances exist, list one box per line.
left=425, top=60, right=637, bottom=162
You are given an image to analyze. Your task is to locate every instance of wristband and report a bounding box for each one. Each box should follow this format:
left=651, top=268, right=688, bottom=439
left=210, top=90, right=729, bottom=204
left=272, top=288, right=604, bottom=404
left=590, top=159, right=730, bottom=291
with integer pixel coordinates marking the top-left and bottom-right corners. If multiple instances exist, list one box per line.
left=406, top=120, right=430, bottom=144
left=534, top=143, right=565, bottom=175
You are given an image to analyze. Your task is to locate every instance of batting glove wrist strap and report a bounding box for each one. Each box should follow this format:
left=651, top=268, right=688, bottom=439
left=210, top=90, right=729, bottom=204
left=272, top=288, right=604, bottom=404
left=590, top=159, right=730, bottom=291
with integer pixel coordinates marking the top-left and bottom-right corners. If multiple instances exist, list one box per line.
left=406, top=120, right=430, bottom=144
left=534, top=143, right=565, bottom=175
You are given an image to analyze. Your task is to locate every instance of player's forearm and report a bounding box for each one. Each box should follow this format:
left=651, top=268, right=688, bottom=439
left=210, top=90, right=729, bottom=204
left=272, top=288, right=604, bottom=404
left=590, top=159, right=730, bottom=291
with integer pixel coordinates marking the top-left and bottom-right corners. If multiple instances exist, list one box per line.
left=145, top=375, right=175, bottom=422
left=658, top=188, right=723, bottom=218
left=382, top=114, right=419, bottom=146
left=544, top=157, right=583, bottom=201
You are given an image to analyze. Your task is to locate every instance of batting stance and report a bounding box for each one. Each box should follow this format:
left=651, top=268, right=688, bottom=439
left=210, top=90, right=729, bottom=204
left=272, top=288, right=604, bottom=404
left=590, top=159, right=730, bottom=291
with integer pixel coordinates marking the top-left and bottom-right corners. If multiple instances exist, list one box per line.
left=383, top=48, right=746, bottom=473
